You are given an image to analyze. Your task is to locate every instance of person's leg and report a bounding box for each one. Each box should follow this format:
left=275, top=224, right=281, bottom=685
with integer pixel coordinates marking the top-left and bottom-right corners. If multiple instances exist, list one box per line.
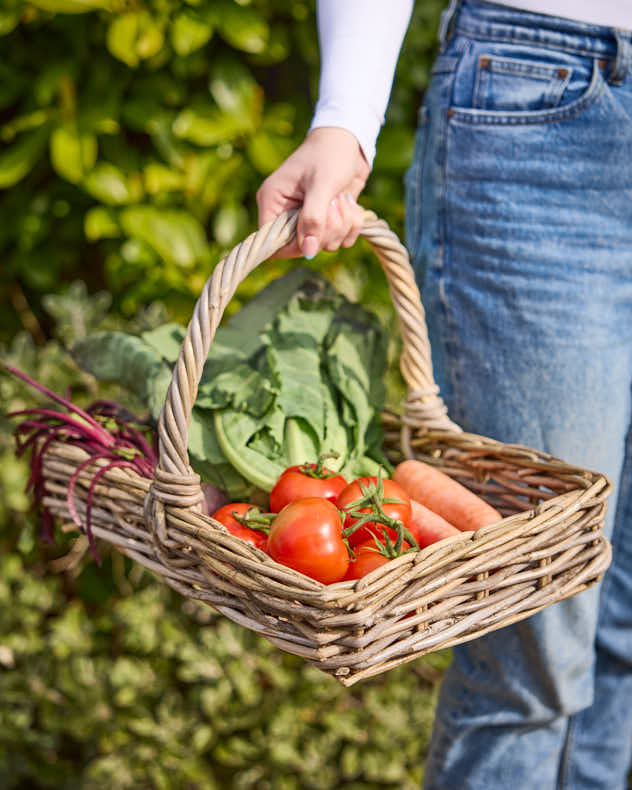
left=559, top=433, right=632, bottom=789
left=405, top=5, right=632, bottom=788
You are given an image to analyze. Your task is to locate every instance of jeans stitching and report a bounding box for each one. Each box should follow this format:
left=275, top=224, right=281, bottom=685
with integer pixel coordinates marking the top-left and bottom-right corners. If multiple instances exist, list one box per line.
left=454, top=22, right=616, bottom=60
left=472, top=55, right=573, bottom=112
left=483, top=56, right=569, bottom=78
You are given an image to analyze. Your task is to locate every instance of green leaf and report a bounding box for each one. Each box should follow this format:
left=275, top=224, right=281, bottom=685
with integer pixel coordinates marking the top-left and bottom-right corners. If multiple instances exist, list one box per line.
left=225, top=266, right=321, bottom=340
left=0, top=10, right=19, bottom=36
left=28, top=0, right=113, bottom=12
left=120, top=238, right=159, bottom=267
left=172, top=103, right=255, bottom=146
left=1, top=110, right=51, bottom=143
left=50, top=124, right=98, bottom=184
left=143, top=162, right=185, bottom=195
left=107, top=12, right=164, bottom=68
left=84, top=206, right=120, bottom=241
left=79, top=99, right=121, bottom=136
left=122, top=97, right=171, bottom=134
left=83, top=162, right=142, bottom=205
left=187, top=151, right=242, bottom=210
left=247, top=407, right=285, bottom=461
left=249, top=24, right=291, bottom=65
left=212, top=202, right=248, bottom=246
left=141, top=322, right=186, bottom=364
left=196, top=363, right=274, bottom=416
left=218, top=3, right=269, bottom=54
left=72, top=331, right=172, bottom=418
left=247, top=130, right=295, bottom=175
left=265, top=323, right=326, bottom=442
left=120, top=206, right=211, bottom=268
left=170, top=11, right=213, bottom=56
left=209, top=58, right=259, bottom=116
left=323, top=301, right=388, bottom=476
left=213, top=409, right=284, bottom=491
left=283, top=416, right=318, bottom=467
left=0, top=126, right=49, bottom=189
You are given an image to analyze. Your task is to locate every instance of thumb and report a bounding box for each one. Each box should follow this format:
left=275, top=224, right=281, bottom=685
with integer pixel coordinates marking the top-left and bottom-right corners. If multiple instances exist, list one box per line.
left=297, top=177, right=336, bottom=259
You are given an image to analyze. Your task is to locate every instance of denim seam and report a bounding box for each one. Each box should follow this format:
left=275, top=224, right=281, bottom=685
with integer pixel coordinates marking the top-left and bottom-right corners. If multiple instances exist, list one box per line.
left=450, top=59, right=605, bottom=125
left=480, top=55, right=569, bottom=78
left=454, top=23, right=616, bottom=60
left=439, top=56, right=469, bottom=418
left=415, top=107, right=430, bottom=263
left=558, top=713, right=578, bottom=789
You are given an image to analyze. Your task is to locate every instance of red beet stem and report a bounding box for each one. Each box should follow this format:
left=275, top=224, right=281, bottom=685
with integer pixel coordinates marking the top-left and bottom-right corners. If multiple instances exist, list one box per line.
left=84, top=460, right=138, bottom=563
left=4, top=365, right=111, bottom=438
left=8, top=408, right=113, bottom=447
left=67, top=453, right=112, bottom=529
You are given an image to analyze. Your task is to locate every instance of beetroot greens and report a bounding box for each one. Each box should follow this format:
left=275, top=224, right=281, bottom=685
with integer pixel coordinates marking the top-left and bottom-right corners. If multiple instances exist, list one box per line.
left=5, top=364, right=158, bottom=562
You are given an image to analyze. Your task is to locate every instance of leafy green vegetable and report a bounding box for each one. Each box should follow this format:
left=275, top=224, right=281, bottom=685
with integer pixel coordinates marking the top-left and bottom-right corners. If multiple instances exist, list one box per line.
left=72, top=331, right=172, bottom=419
left=73, top=269, right=388, bottom=498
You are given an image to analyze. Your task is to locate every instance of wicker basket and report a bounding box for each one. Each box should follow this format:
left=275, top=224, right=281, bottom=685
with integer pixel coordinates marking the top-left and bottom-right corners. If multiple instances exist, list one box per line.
left=39, top=209, right=612, bottom=686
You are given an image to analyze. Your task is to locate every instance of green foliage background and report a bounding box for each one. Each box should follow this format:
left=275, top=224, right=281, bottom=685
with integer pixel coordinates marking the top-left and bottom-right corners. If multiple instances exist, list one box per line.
left=0, top=1, right=449, bottom=787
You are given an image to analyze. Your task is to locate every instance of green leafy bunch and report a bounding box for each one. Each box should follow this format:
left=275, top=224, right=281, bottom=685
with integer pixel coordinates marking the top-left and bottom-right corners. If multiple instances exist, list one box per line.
left=73, top=269, right=391, bottom=498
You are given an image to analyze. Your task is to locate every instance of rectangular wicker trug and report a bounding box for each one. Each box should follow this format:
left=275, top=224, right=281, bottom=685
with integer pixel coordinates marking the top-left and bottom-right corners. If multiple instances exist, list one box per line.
left=34, top=209, right=612, bottom=686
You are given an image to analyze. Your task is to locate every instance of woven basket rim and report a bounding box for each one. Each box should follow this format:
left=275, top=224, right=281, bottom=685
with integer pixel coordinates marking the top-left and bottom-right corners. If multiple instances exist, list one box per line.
left=43, top=433, right=611, bottom=599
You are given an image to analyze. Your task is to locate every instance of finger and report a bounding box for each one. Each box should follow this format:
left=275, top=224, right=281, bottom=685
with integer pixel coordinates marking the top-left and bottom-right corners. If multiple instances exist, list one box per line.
left=340, top=193, right=365, bottom=248
left=256, top=181, right=303, bottom=258
left=297, top=176, right=338, bottom=259
left=256, top=182, right=301, bottom=227
left=322, top=195, right=353, bottom=252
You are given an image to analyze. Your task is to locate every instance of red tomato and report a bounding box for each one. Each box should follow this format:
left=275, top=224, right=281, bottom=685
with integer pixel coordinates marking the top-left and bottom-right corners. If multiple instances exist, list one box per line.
left=269, top=464, right=347, bottom=512
left=266, top=498, right=349, bottom=584
left=336, top=476, right=412, bottom=548
left=212, top=503, right=268, bottom=551
left=344, top=539, right=411, bottom=580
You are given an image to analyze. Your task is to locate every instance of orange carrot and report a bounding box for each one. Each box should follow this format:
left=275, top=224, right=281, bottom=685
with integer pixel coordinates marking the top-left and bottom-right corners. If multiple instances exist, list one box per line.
left=409, top=499, right=460, bottom=548
left=393, top=459, right=501, bottom=532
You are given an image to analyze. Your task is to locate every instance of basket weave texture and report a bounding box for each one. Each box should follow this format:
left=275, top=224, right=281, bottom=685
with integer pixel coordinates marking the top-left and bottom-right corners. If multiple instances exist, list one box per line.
left=40, top=210, right=612, bottom=686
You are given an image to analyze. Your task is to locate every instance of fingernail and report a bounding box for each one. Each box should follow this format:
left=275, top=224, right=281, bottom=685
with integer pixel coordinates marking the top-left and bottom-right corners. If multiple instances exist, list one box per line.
left=345, top=192, right=355, bottom=204
left=302, top=235, right=318, bottom=259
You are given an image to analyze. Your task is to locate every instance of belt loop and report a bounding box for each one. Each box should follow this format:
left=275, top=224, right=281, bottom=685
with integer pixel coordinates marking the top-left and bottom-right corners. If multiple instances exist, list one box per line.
left=609, top=29, right=632, bottom=85
left=438, top=0, right=460, bottom=51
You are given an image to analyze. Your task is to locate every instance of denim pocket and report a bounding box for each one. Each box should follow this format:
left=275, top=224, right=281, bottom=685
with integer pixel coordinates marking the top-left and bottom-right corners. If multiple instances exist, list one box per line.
left=404, top=105, right=430, bottom=264
left=473, top=54, right=571, bottom=111
left=451, top=49, right=606, bottom=126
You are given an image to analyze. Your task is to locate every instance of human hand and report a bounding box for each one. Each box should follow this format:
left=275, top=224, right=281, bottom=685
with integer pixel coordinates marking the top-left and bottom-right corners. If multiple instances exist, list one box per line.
left=256, top=126, right=370, bottom=258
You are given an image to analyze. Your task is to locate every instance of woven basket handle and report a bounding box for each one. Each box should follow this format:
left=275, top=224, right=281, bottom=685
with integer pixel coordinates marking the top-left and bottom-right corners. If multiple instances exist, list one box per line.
left=152, top=209, right=459, bottom=505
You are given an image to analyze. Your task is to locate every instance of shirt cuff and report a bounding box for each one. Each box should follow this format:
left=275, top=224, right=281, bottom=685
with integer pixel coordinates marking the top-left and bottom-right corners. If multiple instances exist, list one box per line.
left=308, top=103, right=380, bottom=167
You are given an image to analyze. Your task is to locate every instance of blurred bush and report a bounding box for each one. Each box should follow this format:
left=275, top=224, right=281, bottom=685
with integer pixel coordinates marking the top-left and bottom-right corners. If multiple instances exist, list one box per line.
left=1, top=0, right=448, bottom=787
left=1, top=0, right=444, bottom=330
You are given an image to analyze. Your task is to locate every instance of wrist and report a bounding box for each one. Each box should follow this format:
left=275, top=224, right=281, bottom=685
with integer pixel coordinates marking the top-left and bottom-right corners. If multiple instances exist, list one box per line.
left=307, top=121, right=373, bottom=169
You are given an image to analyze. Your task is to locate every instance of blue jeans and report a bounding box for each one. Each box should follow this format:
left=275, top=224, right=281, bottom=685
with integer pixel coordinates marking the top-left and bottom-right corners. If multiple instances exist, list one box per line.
left=404, top=2, right=632, bottom=788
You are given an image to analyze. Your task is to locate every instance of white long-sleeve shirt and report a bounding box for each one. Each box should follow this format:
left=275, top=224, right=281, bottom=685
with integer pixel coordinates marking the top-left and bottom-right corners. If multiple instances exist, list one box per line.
left=309, top=1, right=632, bottom=166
